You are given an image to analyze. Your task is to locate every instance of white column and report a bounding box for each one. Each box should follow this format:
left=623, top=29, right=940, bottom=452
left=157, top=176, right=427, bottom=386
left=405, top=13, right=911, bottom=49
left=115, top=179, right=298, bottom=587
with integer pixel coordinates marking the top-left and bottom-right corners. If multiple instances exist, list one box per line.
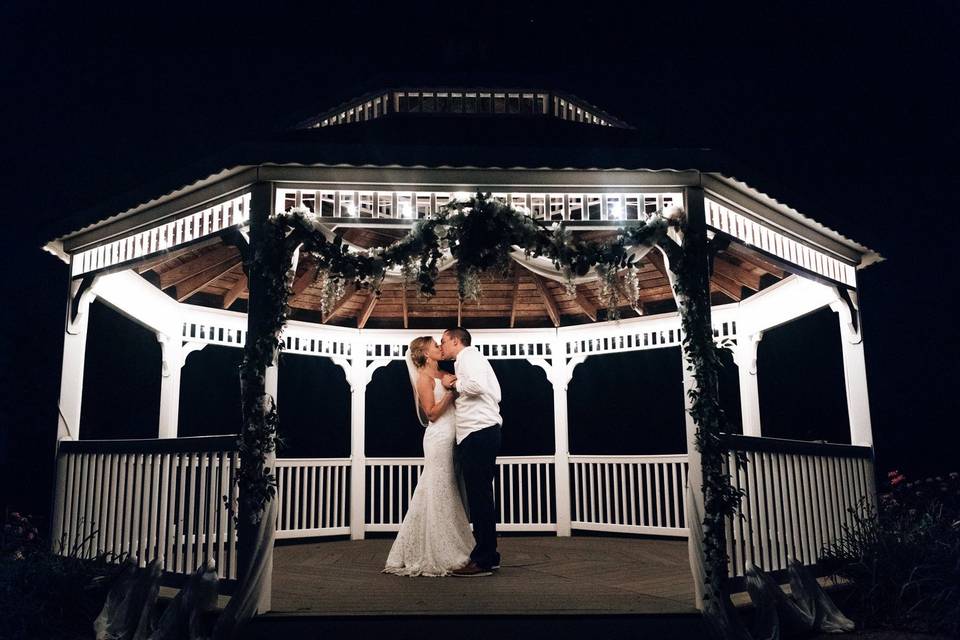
left=56, top=279, right=97, bottom=442
left=551, top=341, right=573, bottom=536
left=349, top=338, right=367, bottom=540
left=552, top=386, right=572, bottom=536
left=157, top=334, right=183, bottom=438
left=832, top=301, right=873, bottom=446
left=52, top=279, right=96, bottom=551
left=733, top=331, right=763, bottom=437
left=681, top=350, right=705, bottom=610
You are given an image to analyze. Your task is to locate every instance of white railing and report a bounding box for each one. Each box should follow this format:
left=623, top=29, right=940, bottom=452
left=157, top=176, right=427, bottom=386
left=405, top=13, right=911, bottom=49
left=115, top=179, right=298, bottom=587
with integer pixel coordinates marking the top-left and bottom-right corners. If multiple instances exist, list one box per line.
left=52, top=436, right=240, bottom=581
left=570, top=455, right=689, bottom=536
left=721, top=434, right=875, bottom=578
left=275, top=458, right=351, bottom=539
left=274, top=187, right=682, bottom=223
left=52, top=438, right=875, bottom=581
left=71, top=193, right=250, bottom=277
left=364, top=456, right=557, bottom=533
left=705, top=198, right=857, bottom=286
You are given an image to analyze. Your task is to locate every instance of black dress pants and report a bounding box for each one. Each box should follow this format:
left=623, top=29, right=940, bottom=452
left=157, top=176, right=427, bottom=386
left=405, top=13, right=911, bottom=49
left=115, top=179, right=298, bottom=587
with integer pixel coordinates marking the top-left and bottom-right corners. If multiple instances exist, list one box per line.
left=456, top=425, right=502, bottom=569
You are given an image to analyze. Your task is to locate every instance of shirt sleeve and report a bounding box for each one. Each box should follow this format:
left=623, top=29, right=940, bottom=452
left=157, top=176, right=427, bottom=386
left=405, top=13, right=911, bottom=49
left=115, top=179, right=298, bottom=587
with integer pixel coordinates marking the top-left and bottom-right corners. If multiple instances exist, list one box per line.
left=455, top=349, right=489, bottom=397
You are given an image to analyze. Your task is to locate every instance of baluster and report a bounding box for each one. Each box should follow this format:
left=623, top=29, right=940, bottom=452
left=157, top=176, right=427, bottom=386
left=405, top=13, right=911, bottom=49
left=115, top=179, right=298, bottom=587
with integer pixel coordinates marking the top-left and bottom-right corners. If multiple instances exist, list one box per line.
left=506, top=464, right=514, bottom=524
left=653, top=461, right=662, bottom=528
left=175, top=453, right=187, bottom=573
left=604, top=463, right=613, bottom=525
left=499, top=463, right=505, bottom=524
left=325, top=465, right=333, bottom=530
left=588, top=462, right=596, bottom=523
left=573, top=462, right=581, bottom=523
left=746, top=451, right=763, bottom=570
left=388, top=464, right=395, bottom=524
left=378, top=465, right=384, bottom=526
left=205, top=454, right=218, bottom=567
left=526, top=463, right=532, bottom=525
left=184, top=453, right=198, bottom=573
left=644, top=463, right=653, bottom=527
left=227, top=452, right=240, bottom=579
left=671, top=462, right=681, bottom=529
left=784, top=454, right=802, bottom=566
left=332, top=464, right=340, bottom=529
left=546, top=461, right=553, bottom=525
left=535, top=462, right=543, bottom=525
left=722, top=455, right=735, bottom=575
left=293, top=466, right=301, bottom=531
left=809, top=455, right=825, bottom=562
left=217, top=452, right=229, bottom=571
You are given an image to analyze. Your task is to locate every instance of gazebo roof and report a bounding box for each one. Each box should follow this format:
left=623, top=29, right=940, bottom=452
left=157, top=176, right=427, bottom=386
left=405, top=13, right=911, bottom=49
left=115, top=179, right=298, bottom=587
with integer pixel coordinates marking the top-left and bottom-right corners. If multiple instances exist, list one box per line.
left=42, top=88, right=882, bottom=329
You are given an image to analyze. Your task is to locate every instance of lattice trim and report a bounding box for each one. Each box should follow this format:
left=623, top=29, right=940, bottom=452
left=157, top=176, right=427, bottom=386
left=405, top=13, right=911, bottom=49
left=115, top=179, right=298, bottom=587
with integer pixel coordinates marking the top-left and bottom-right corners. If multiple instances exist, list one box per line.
left=72, top=193, right=251, bottom=277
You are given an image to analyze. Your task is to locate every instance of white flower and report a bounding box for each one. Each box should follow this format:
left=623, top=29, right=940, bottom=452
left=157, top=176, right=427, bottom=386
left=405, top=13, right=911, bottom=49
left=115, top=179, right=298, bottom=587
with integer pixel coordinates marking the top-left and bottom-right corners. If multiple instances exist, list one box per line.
left=662, top=205, right=685, bottom=221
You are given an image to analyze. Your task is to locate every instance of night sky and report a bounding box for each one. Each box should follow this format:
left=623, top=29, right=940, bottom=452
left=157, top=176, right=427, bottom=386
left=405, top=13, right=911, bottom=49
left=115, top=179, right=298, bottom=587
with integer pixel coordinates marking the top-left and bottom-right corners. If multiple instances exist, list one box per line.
left=2, top=2, right=958, bottom=532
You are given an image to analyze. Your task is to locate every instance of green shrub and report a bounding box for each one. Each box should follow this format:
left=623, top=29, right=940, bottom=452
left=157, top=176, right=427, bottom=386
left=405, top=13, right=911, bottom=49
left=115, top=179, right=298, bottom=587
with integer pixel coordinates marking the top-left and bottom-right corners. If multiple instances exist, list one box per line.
left=822, top=470, right=960, bottom=636
left=0, top=512, right=125, bottom=640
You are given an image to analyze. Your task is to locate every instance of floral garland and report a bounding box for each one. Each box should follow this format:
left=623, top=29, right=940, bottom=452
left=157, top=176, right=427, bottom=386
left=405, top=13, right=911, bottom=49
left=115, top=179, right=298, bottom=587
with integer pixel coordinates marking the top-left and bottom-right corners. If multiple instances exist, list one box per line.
left=273, top=192, right=675, bottom=317
left=237, top=192, right=741, bottom=600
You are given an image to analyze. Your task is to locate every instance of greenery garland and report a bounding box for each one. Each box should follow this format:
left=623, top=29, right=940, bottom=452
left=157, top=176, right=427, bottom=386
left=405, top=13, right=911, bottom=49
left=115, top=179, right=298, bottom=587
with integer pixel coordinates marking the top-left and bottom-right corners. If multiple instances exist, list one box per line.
left=235, top=192, right=743, bottom=602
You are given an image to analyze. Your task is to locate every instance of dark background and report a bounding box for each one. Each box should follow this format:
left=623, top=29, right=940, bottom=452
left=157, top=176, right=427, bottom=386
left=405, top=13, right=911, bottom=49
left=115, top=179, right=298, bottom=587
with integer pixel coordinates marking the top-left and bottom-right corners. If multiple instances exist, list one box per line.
left=2, top=2, right=958, bottom=533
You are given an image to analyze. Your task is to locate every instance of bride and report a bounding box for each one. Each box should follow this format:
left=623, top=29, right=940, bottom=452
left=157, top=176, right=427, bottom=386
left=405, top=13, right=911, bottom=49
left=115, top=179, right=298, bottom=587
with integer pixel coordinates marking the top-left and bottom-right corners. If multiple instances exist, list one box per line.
left=382, top=336, right=474, bottom=576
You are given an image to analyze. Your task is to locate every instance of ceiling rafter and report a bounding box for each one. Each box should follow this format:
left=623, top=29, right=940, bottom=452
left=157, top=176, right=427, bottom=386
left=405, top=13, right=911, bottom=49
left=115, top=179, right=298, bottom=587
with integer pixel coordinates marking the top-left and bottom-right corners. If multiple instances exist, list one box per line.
left=159, top=245, right=239, bottom=290
left=322, top=285, right=357, bottom=323
left=221, top=272, right=248, bottom=309
left=176, top=256, right=242, bottom=302
left=573, top=285, right=598, bottom=321
left=357, top=291, right=379, bottom=329
left=531, top=273, right=561, bottom=327
left=710, top=273, right=743, bottom=301
left=712, top=256, right=761, bottom=291
left=725, top=242, right=786, bottom=278
left=509, top=267, right=521, bottom=328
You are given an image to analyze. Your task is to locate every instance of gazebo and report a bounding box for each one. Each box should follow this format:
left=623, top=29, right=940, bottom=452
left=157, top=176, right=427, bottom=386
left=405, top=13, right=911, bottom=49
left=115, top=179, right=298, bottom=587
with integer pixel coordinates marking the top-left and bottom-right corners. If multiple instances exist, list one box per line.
left=43, top=87, right=881, bottom=630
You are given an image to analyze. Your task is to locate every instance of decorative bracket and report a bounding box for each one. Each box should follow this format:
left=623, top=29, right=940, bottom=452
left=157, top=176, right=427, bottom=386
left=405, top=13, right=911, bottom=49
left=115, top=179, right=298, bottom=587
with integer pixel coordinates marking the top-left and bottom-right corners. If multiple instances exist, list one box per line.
left=362, top=357, right=393, bottom=390
left=157, top=335, right=206, bottom=377
left=67, top=274, right=100, bottom=334
left=733, top=332, right=763, bottom=375
left=528, top=353, right=587, bottom=391
left=330, top=356, right=352, bottom=384
left=829, top=286, right=861, bottom=344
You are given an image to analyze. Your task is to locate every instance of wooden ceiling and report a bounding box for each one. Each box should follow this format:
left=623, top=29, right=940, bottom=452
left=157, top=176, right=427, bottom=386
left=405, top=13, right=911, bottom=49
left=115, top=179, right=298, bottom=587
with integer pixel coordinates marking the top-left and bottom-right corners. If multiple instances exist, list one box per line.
left=138, top=229, right=786, bottom=329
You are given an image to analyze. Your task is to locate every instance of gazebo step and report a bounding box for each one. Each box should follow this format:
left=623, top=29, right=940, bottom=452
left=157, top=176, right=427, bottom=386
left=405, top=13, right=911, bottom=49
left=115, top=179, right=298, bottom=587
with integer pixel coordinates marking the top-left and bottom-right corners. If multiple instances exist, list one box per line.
left=240, top=613, right=708, bottom=640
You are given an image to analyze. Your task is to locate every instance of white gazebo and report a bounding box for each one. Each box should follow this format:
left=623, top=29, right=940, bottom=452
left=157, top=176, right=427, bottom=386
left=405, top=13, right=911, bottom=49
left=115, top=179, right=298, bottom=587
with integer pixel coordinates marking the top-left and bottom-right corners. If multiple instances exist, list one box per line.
left=44, top=88, right=881, bottom=623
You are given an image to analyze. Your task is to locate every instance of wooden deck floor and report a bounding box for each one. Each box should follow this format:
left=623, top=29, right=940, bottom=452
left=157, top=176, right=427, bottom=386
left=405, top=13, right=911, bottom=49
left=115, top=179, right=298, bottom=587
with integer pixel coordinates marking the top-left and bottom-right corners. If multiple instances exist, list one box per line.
left=269, top=536, right=697, bottom=616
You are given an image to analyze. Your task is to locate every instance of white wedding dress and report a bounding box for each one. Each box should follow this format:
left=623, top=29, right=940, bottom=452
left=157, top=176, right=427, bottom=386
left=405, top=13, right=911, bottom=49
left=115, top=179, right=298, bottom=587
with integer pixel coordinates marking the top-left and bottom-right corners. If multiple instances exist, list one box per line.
left=383, top=377, right=474, bottom=577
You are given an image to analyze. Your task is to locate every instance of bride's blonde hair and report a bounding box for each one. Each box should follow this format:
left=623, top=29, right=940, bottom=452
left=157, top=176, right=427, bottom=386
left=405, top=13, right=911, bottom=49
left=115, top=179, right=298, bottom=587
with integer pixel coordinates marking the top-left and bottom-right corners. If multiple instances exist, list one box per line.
left=408, top=336, right=433, bottom=369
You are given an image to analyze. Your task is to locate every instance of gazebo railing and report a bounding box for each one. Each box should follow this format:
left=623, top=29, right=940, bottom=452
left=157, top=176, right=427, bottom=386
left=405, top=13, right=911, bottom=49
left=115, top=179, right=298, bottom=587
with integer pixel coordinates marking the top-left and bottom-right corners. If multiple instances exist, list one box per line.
left=274, top=458, right=351, bottom=539
left=570, top=454, right=689, bottom=536
left=720, top=434, right=875, bottom=579
left=363, top=455, right=557, bottom=533
left=51, top=436, right=240, bottom=582
left=52, top=436, right=876, bottom=581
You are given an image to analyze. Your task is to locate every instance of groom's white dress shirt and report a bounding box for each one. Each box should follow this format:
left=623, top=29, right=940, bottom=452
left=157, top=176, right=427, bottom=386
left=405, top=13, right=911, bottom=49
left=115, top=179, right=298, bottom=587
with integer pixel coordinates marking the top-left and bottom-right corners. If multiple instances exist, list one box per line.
left=453, top=345, right=502, bottom=444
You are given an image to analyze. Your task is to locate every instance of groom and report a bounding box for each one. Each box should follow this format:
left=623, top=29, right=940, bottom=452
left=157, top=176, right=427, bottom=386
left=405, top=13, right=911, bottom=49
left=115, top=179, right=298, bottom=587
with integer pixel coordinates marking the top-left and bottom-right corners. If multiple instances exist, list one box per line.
left=440, top=327, right=502, bottom=577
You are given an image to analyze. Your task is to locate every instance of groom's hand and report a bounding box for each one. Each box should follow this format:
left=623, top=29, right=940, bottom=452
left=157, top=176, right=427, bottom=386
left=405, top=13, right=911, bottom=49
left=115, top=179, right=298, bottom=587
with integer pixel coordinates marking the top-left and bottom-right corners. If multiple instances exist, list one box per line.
left=442, top=374, right=457, bottom=390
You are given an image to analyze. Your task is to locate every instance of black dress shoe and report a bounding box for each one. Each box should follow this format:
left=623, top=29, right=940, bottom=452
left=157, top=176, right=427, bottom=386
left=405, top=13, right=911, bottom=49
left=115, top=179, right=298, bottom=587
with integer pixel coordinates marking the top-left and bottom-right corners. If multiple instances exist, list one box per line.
left=452, top=561, right=493, bottom=577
